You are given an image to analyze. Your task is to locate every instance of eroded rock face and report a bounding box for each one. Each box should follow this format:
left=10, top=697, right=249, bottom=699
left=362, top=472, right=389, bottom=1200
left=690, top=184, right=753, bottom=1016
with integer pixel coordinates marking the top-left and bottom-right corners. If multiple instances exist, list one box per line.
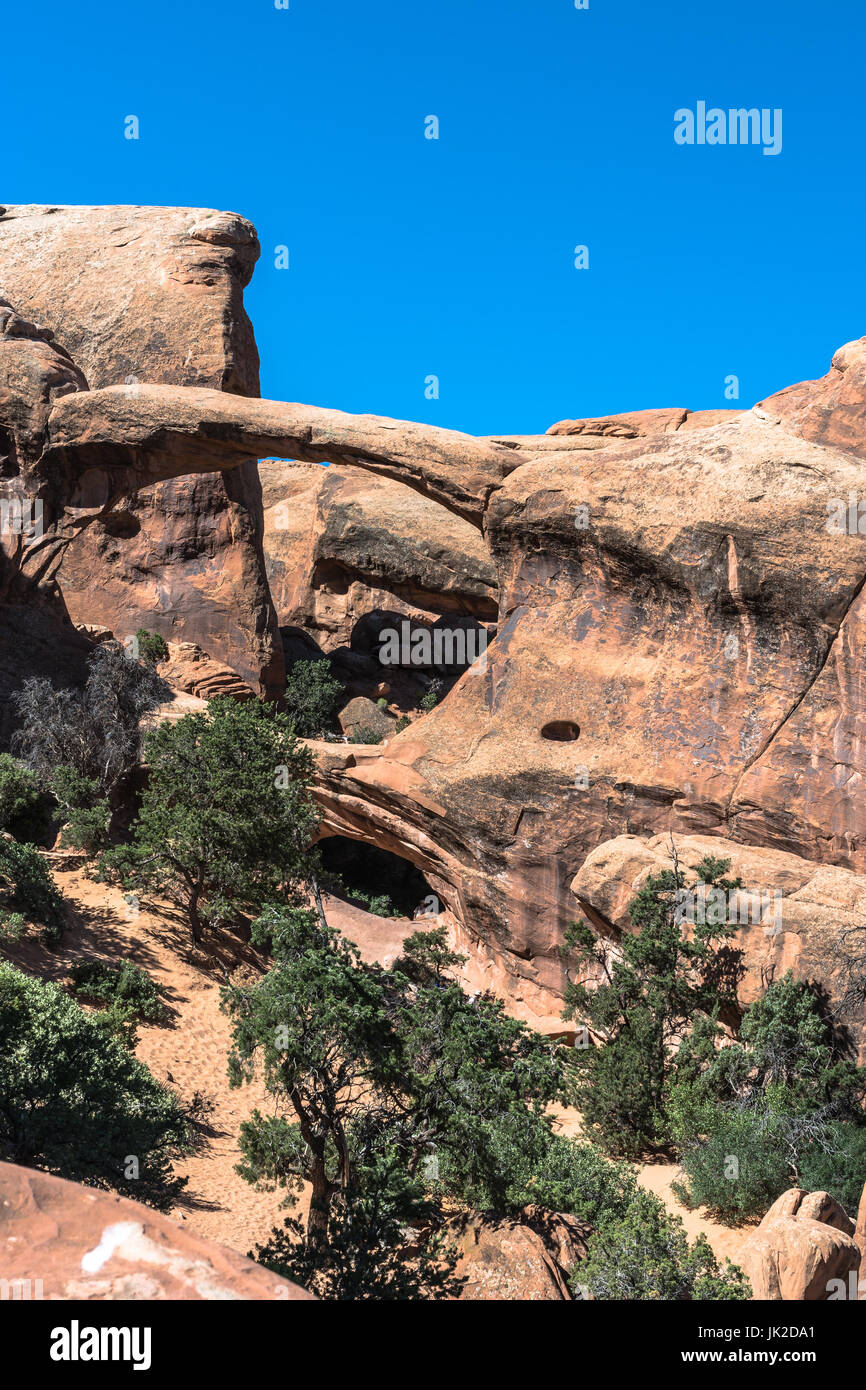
left=0, top=302, right=92, bottom=738
left=260, top=460, right=497, bottom=653
left=450, top=1208, right=589, bottom=1301
left=0, top=205, right=283, bottom=698
left=855, top=1182, right=866, bottom=1267
left=309, top=397, right=866, bottom=1022
left=738, top=1189, right=860, bottom=1301
left=0, top=1162, right=313, bottom=1300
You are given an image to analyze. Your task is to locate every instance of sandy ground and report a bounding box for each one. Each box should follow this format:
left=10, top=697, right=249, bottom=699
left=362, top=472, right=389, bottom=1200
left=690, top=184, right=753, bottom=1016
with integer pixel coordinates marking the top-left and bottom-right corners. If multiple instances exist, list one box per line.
left=6, top=864, right=758, bottom=1272
left=549, top=1107, right=757, bottom=1267
left=7, top=862, right=296, bottom=1257
left=635, top=1163, right=757, bottom=1267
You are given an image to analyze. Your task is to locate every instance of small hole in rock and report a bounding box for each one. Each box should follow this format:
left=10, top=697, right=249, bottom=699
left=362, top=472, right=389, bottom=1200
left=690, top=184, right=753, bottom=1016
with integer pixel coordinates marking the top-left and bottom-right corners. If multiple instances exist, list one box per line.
left=540, top=720, right=580, bottom=742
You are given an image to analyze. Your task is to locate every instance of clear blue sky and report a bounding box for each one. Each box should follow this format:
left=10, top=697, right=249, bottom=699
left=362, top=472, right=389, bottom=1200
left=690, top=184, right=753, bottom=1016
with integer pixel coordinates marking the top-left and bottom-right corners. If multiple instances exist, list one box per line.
left=2, top=0, right=864, bottom=434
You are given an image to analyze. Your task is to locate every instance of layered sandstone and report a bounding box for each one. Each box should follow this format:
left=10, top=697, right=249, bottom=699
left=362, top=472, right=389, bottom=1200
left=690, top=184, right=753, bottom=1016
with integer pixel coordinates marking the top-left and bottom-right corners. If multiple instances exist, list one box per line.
left=5, top=254, right=866, bottom=1037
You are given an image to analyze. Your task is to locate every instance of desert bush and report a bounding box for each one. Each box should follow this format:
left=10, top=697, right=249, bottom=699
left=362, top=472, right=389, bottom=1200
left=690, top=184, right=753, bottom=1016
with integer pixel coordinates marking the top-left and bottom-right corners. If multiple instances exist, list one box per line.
left=349, top=725, right=384, bottom=745
left=0, top=839, right=64, bottom=945
left=577, top=1189, right=751, bottom=1300
left=669, top=973, right=866, bottom=1221
left=70, top=958, right=168, bottom=1023
left=0, top=963, right=190, bottom=1208
left=344, top=887, right=402, bottom=918
left=795, top=1123, right=866, bottom=1216
left=51, top=766, right=111, bottom=854
left=135, top=628, right=169, bottom=666
left=11, top=642, right=169, bottom=793
left=283, top=659, right=344, bottom=738
left=0, top=754, right=43, bottom=839
left=670, top=1110, right=791, bottom=1222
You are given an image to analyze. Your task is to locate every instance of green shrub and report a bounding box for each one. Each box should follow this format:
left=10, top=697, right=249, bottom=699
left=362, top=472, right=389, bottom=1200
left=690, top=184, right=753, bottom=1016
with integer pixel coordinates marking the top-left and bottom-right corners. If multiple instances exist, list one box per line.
left=0, top=963, right=189, bottom=1207
left=135, top=628, right=169, bottom=666
left=577, top=1189, right=751, bottom=1300
left=349, top=726, right=384, bottom=745
left=797, top=1124, right=866, bottom=1216
left=419, top=690, right=438, bottom=712
left=51, top=766, right=111, bottom=854
left=345, top=888, right=402, bottom=918
left=669, top=974, right=866, bottom=1221
left=395, top=715, right=411, bottom=733
left=0, top=839, right=64, bottom=945
left=440, top=1116, right=638, bottom=1227
left=283, top=659, right=344, bottom=738
left=70, top=959, right=168, bottom=1024
left=0, top=754, right=43, bottom=837
left=671, top=1110, right=791, bottom=1222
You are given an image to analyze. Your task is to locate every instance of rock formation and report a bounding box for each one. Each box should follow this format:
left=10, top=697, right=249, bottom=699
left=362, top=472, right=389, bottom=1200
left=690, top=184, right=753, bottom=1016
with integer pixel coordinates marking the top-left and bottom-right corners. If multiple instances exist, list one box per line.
left=0, top=1162, right=313, bottom=1300
left=4, top=207, right=866, bottom=1039
left=0, top=205, right=283, bottom=698
left=449, top=1208, right=589, bottom=1301
left=259, top=459, right=497, bottom=655
left=737, top=1188, right=861, bottom=1300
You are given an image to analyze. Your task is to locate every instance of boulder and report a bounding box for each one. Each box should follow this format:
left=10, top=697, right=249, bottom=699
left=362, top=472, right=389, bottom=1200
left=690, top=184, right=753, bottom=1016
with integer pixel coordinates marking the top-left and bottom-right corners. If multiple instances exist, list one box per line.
left=158, top=641, right=255, bottom=702
left=450, top=1208, right=589, bottom=1301
left=0, top=205, right=283, bottom=698
left=0, top=1162, right=313, bottom=1300
left=738, top=1189, right=860, bottom=1301
left=338, top=696, right=396, bottom=742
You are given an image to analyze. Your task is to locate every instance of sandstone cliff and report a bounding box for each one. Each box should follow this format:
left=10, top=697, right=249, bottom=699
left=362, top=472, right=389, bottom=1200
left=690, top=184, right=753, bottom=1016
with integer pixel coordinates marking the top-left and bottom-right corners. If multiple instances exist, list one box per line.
left=0, top=205, right=283, bottom=698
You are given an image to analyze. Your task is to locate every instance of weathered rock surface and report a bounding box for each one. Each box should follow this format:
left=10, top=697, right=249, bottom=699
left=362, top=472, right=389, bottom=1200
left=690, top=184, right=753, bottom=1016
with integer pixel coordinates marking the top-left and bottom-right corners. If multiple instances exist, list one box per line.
left=260, top=460, right=497, bottom=653
left=738, top=1188, right=860, bottom=1300
left=157, top=640, right=255, bottom=702
left=0, top=302, right=93, bottom=738
left=544, top=406, right=740, bottom=438
left=0, top=205, right=283, bottom=698
left=0, top=1162, right=313, bottom=1300
left=450, top=1208, right=589, bottom=1301
left=338, top=695, right=396, bottom=741
left=856, top=1181, right=866, bottom=1266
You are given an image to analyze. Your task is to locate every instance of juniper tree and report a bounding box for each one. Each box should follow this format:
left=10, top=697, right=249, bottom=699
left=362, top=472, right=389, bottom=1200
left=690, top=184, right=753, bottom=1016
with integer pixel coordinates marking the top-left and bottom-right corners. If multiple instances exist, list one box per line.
left=561, top=856, right=744, bottom=1158
left=104, top=698, right=320, bottom=943
left=223, top=918, right=573, bottom=1297
left=0, top=964, right=190, bottom=1208
left=669, top=972, right=866, bottom=1220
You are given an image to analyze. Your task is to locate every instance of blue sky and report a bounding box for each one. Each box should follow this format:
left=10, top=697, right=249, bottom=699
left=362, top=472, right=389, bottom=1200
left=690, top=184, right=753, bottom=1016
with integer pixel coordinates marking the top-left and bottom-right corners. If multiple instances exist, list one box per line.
left=2, top=0, right=864, bottom=434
